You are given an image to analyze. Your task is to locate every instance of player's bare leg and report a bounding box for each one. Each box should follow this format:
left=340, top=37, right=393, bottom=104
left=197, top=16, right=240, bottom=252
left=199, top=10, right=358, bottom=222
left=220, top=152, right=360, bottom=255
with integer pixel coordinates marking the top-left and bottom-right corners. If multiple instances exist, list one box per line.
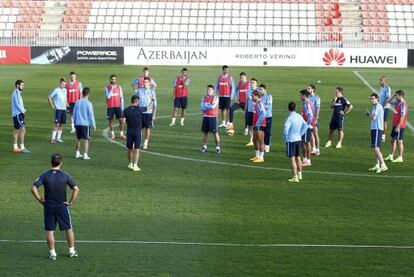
left=310, top=133, right=316, bottom=154
left=325, top=129, right=334, bottom=147
left=335, top=130, right=344, bottom=148
left=119, top=118, right=126, bottom=139
left=12, top=129, right=20, bottom=152
left=214, top=132, right=221, bottom=153
left=70, top=115, right=75, bottom=133
left=56, top=123, right=64, bottom=143
left=201, top=132, right=208, bottom=152
left=66, top=229, right=77, bottom=257
left=143, top=128, right=150, bottom=149
left=170, top=108, right=177, bottom=126
left=296, top=156, right=303, bottom=180
left=108, top=119, right=115, bottom=139
left=290, top=157, right=297, bottom=176
left=180, top=108, right=186, bottom=126
left=128, top=149, right=133, bottom=165
left=83, top=140, right=90, bottom=159
left=51, top=123, right=59, bottom=143
left=66, top=229, right=75, bottom=248
left=219, top=109, right=226, bottom=127
left=383, top=121, right=387, bottom=141
left=134, top=149, right=140, bottom=165
left=397, top=140, right=404, bottom=160
left=19, top=128, right=26, bottom=150
left=254, top=130, right=265, bottom=162
left=313, top=127, right=320, bottom=155
left=46, top=231, right=57, bottom=260
left=385, top=138, right=397, bottom=161
left=250, top=130, right=258, bottom=160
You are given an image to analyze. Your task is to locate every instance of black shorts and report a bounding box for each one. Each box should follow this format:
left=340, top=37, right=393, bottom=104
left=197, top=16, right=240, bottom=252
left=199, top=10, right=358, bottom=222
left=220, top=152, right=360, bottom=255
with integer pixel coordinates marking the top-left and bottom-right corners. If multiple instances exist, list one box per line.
left=302, top=127, right=312, bottom=143
left=107, top=107, right=123, bottom=120
left=12, top=113, right=25, bottom=129
left=126, top=130, right=141, bottom=149
left=330, top=116, right=345, bottom=130
left=75, top=125, right=90, bottom=140
left=44, top=203, right=72, bottom=231
left=54, top=109, right=67, bottom=124
left=142, top=113, right=153, bottom=128
left=245, top=111, right=253, bottom=127
left=371, top=129, right=383, bottom=148
left=68, top=103, right=76, bottom=115
left=391, top=127, right=404, bottom=140
left=286, top=141, right=301, bottom=158
left=253, top=126, right=265, bottom=132
left=219, top=97, right=231, bottom=110
left=201, top=117, right=218, bottom=133
left=174, top=97, right=188, bottom=109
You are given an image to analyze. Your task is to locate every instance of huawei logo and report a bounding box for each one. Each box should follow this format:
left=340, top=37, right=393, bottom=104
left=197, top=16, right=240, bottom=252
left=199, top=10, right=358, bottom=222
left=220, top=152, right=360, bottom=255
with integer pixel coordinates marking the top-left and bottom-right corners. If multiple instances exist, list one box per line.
left=323, top=49, right=345, bottom=66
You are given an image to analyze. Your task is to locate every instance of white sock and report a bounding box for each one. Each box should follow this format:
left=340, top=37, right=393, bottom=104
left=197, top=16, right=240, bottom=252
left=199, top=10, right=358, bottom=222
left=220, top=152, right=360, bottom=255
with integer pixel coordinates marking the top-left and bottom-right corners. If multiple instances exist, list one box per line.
left=308, top=159, right=311, bottom=164
left=111, top=131, right=115, bottom=136
left=57, top=130, right=62, bottom=140
left=83, top=152, right=89, bottom=157
left=203, top=144, right=207, bottom=149
left=69, top=247, right=75, bottom=254
left=76, top=150, right=81, bottom=155
left=71, top=122, right=75, bottom=129
left=144, top=139, right=148, bottom=144
left=303, top=157, right=308, bottom=163
left=120, top=131, right=124, bottom=136
left=52, top=131, right=57, bottom=140
left=180, top=118, right=184, bottom=124
left=171, top=117, right=176, bottom=124
left=259, top=152, right=264, bottom=159
left=222, top=120, right=226, bottom=125
left=133, top=163, right=138, bottom=167
left=129, top=163, right=133, bottom=167
left=49, top=249, right=57, bottom=256
left=13, top=143, right=18, bottom=149
left=312, top=147, right=316, bottom=152
left=255, top=150, right=259, bottom=157
left=20, top=144, right=25, bottom=150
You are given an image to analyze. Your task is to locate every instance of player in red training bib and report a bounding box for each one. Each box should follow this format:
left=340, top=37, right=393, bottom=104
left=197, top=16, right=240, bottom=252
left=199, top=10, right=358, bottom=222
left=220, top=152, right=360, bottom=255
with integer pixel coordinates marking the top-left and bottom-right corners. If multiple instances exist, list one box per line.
left=169, top=68, right=190, bottom=127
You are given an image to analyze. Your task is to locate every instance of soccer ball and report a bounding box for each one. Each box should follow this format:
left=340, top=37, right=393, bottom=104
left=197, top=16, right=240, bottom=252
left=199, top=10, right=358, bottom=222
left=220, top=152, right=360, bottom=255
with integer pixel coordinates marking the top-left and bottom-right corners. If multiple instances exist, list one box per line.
left=226, top=128, right=235, bottom=136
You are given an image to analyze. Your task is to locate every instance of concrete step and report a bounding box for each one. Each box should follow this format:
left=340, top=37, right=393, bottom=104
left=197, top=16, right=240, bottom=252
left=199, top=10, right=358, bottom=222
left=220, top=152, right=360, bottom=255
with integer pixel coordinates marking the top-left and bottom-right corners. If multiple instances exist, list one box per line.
left=40, top=0, right=67, bottom=32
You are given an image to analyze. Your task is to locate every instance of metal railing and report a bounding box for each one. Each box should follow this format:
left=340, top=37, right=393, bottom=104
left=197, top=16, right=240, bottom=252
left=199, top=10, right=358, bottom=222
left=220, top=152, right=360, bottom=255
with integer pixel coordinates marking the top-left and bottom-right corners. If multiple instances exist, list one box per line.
left=0, top=29, right=413, bottom=48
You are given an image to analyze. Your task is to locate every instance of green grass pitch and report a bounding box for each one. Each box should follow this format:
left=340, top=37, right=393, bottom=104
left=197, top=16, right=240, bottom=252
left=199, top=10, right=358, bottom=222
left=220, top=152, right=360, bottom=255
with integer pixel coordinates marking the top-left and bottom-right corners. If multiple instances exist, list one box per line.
left=0, top=65, right=413, bottom=276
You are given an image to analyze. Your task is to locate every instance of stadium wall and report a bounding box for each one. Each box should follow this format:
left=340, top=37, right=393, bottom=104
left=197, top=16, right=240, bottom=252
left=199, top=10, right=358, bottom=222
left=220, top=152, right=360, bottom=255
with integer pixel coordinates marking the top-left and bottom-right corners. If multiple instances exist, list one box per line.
left=0, top=45, right=410, bottom=68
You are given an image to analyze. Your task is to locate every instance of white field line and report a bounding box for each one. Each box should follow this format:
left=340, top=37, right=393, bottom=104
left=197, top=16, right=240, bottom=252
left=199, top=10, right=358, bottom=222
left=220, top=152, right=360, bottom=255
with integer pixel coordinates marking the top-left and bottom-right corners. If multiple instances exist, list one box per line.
left=102, top=126, right=414, bottom=179
left=1, top=239, right=414, bottom=249
left=353, top=71, right=414, bottom=135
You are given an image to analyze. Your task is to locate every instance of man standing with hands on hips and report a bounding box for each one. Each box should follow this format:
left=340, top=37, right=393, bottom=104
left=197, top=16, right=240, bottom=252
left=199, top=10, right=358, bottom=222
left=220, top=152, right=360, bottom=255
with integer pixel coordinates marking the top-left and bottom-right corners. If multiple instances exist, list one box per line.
left=31, top=153, right=80, bottom=261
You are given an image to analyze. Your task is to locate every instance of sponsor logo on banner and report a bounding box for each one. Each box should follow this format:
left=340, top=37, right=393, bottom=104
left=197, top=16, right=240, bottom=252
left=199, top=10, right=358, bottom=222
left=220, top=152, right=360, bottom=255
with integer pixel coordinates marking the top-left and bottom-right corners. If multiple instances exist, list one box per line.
left=125, top=47, right=213, bottom=65
left=31, top=47, right=124, bottom=64
left=323, top=49, right=346, bottom=66
left=320, top=48, right=406, bottom=68
left=124, top=47, right=407, bottom=68
left=0, top=46, right=30, bottom=64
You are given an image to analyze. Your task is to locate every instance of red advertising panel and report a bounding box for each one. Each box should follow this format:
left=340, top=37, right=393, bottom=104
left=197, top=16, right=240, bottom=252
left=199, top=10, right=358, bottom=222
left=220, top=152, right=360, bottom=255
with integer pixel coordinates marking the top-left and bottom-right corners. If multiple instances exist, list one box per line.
left=0, top=46, right=30, bottom=64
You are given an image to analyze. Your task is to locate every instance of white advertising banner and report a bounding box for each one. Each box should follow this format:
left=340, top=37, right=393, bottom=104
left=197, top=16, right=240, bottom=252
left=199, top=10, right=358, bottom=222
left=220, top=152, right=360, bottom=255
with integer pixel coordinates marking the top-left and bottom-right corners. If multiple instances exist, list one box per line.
left=124, top=46, right=220, bottom=65
left=124, top=47, right=407, bottom=68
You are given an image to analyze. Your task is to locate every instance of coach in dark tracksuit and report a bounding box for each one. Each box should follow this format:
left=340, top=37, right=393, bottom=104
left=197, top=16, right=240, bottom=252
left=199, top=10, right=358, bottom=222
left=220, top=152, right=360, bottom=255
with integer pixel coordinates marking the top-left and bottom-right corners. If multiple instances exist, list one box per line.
left=123, top=95, right=147, bottom=172
left=31, top=153, right=80, bottom=260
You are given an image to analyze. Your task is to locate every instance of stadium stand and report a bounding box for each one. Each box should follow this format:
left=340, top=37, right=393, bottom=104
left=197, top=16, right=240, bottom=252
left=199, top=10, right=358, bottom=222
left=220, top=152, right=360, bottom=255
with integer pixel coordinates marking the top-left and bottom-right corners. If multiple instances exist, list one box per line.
left=0, top=0, right=414, bottom=47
